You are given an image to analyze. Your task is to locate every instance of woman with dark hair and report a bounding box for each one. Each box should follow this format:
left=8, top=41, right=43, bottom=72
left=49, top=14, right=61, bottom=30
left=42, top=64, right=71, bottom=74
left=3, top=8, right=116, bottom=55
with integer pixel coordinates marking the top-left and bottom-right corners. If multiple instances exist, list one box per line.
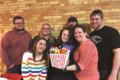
left=57, top=24, right=99, bottom=80
left=21, top=38, right=49, bottom=80
left=47, top=27, right=75, bottom=80
left=29, top=23, right=56, bottom=49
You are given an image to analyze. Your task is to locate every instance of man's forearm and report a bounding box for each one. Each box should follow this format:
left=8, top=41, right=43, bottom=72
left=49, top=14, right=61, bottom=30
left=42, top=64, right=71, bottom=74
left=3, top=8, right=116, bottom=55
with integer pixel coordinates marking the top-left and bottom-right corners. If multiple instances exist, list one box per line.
left=111, top=48, right=120, bottom=76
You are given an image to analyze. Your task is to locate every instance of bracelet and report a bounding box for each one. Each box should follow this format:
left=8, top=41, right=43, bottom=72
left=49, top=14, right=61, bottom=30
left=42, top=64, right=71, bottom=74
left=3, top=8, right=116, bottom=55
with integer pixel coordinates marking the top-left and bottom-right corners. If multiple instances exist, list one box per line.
left=64, top=66, right=67, bottom=72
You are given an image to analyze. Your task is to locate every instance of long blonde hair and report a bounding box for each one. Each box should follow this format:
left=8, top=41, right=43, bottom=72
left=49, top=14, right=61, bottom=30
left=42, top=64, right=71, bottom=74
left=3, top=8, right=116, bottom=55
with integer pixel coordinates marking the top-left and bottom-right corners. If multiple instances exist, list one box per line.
left=38, top=23, right=54, bottom=44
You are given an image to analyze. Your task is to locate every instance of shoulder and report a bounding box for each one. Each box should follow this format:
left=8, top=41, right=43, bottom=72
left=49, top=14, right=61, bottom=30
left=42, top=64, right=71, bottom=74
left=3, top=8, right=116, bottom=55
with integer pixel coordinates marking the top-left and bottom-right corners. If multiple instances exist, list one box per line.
left=23, top=52, right=32, bottom=58
left=24, top=30, right=31, bottom=36
left=31, top=35, right=39, bottom=42
left=22, top=52, right=33, bottom=63
left=84, top=39, right=94, bottom=46
left=3, top=30, right=13, bottom=35
left=103, top=26, right=119, bottom=38
left=1, top=30, right=14, bottom=40
left=91, top=26, right=119, bottom=36
left=78, top=40, right=97, bottom=55
left=104, top=26, right=118, bottom=33
left=33, top=35, right=39, bottom=39
left=80, top=39, right=96, bottom=50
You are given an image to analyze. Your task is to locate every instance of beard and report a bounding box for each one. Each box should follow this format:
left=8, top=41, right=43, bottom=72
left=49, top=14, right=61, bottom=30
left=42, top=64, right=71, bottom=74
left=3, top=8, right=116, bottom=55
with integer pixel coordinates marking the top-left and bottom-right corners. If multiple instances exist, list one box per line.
left=92, top=24, right=101, bottom=31
left=68, top=24, right=75, bottom=28
left=14, top=28, right=24, bottom=31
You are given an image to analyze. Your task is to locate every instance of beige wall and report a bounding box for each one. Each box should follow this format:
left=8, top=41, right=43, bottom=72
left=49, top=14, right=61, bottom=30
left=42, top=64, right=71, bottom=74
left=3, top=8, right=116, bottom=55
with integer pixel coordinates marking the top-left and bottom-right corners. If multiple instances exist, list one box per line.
left=0, top=0, right=120, bottom=74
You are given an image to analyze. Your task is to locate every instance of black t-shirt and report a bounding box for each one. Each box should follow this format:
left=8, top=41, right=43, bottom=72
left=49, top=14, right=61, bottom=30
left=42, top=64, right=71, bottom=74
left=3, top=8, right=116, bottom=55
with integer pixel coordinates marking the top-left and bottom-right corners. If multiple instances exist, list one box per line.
left=90, top=26, right=120, bottom=69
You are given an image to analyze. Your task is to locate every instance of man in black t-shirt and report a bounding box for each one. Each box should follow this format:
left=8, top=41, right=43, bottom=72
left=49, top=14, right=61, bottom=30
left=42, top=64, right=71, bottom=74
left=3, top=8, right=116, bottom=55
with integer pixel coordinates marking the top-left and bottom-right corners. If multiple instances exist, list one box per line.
left=90, top=10, right=120, bottom=80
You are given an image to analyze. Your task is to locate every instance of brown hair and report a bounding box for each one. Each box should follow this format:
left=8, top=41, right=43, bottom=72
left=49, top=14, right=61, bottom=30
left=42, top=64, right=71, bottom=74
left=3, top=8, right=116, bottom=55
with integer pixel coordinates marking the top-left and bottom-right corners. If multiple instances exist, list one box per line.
left=90, top=9, right=103, bottom=19
left=29, top=38, right=48, bottom=63
left=73, top=24, right=90, bottom=39
left=56, top=27, right=74, bottom=46
left=13, top=16, right=24, bottom=24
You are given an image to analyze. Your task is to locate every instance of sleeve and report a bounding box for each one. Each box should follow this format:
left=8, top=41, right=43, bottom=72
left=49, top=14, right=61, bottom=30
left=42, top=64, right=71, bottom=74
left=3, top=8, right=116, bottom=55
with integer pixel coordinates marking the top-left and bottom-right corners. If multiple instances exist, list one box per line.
left=39, top=61, right=48, bottom=80
left=108, top=28, right=120, bottom=49
left=75, top=63, right=81, bottom=71
left=1, top=33, right=13, bottom=67
left=77, top=42, right=96, bottom=70
left=29, top=36, right=39, bottom=49
left=21, top=52, right=30, bottom=80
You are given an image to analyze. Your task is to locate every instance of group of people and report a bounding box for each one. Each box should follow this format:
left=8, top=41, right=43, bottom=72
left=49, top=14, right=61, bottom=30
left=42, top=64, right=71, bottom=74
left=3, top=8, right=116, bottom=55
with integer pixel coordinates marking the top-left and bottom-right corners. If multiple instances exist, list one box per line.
left=0, top=9, right=120, bottom=80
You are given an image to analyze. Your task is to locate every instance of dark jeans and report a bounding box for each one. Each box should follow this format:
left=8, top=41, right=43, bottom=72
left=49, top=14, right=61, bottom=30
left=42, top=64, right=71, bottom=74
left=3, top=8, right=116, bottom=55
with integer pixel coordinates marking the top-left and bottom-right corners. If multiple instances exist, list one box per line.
left=99, top=69, right=118, bottom=80
left=6, top=65, right=21, bottom=74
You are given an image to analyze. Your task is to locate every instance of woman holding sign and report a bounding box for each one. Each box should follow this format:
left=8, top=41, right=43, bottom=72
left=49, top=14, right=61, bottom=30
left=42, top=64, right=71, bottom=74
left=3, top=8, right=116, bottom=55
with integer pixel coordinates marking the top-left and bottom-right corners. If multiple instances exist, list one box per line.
left=47, top=27, right=76, bottom=80
left=57, top=24, right=100, bottom=80
left=21, top=38, right=49, bottom=80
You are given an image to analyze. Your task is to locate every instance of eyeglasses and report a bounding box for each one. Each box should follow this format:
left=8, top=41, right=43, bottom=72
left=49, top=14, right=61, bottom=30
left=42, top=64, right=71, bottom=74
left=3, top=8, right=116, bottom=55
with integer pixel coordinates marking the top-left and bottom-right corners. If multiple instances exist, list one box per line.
left=42, top=28, right=50, bottom=30
left=14, top=23, right=24, bottom=25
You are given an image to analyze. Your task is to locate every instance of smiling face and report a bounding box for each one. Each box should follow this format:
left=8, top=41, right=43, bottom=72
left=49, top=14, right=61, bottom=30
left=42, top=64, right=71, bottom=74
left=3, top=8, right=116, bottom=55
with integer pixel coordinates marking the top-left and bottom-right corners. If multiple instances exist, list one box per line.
left=61, top=29, right=69, bottom=43
left=14, top=19, right=24, bottom=30
left=74, top=27, right=87, bottom=43
left=36, top=39, right=46, bottom=54
left=42, top=25, right=51, bottom=36
left=90, top=15, right=103, bottom=31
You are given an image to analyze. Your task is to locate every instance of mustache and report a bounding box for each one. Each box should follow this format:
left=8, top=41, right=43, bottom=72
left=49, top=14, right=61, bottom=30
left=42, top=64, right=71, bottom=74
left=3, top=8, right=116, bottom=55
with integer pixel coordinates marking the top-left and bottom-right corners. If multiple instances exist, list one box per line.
left=70, top=24, right=74, bottom=27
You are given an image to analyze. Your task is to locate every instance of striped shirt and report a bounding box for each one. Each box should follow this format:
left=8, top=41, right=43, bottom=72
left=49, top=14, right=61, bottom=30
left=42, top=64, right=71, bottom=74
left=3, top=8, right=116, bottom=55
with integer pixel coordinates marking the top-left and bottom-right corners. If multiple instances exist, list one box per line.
left=21, top=52, right=48, bottom=80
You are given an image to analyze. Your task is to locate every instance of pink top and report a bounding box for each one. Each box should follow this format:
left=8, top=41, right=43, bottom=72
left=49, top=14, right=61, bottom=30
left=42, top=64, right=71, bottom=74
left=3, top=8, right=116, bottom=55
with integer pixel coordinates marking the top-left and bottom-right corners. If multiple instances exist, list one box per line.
left=1, top=29, right=32, bottom=67
left=74, top=39, right=99, bottom=80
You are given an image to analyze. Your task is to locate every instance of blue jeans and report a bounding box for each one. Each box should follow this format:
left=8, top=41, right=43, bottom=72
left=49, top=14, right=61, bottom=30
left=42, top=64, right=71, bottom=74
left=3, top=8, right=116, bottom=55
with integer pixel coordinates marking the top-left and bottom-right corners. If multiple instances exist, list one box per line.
left=98, top=69, right=111, bottom=80
left=6, top=65, right=21, bottom=74
left=99, top=69, right=118, bottom=80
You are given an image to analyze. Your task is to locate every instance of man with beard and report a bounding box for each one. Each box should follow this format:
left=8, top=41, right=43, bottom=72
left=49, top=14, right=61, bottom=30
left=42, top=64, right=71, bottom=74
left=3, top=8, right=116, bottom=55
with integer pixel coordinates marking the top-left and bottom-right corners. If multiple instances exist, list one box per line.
left=67, top=16, right=78, bottom=29
left=67, top=17, right=78, bottom=46
left=90, top=10, right=120, bottom=80
left=1, top=16, right=32, bottom=74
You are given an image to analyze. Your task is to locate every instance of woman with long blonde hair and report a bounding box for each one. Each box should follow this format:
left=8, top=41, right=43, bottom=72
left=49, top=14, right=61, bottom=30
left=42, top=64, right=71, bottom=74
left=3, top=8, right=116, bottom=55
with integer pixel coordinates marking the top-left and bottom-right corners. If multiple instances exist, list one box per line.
left=29, top=23, right=56, bottom=49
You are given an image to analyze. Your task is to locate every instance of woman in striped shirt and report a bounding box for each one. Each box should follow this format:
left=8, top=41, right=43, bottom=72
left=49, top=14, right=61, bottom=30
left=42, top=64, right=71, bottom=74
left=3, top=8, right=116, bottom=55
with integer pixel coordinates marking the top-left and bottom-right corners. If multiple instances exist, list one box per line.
left=21, top=38, right=49, bottom=80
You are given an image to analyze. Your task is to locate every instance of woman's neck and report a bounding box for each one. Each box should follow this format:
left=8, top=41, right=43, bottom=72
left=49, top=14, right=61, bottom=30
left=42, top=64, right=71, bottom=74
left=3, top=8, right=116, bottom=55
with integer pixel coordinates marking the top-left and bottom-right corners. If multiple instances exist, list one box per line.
left=79, top=38, right=88, bottom=45
left=44, top=35, right=49, bottom=40
left=35, top=51, right=42, bottom=58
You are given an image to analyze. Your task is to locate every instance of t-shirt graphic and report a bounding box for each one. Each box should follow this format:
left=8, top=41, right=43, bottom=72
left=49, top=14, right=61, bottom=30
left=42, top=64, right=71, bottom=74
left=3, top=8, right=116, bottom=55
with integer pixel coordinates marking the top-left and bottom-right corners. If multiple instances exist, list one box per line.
left=62, top=42, right=74, bottom=52
left=91, top=35, right=102, bottom=45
